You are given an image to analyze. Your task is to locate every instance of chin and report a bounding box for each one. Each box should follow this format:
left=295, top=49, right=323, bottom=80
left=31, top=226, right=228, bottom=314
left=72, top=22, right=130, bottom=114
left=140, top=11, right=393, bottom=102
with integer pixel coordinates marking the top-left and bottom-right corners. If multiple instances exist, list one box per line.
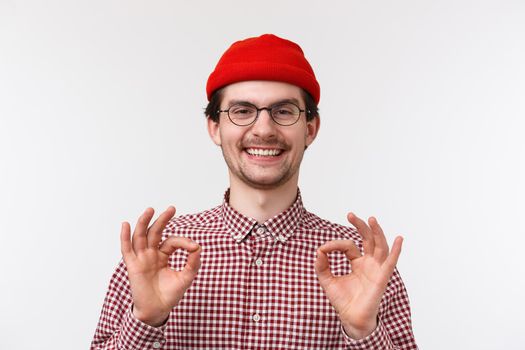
left=240, top=173, right=294, bottom=190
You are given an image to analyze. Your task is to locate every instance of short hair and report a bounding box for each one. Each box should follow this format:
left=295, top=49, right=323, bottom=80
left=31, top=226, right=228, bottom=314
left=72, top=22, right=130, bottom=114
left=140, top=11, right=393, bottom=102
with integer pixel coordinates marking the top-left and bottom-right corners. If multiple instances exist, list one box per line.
left=204, top=87, right=319, bottom=123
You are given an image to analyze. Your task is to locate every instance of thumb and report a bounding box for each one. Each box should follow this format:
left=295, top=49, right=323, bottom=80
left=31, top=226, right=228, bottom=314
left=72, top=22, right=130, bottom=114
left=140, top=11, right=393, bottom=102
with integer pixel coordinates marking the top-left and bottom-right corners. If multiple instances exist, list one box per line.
left=314, top=249, right=333, bottom=285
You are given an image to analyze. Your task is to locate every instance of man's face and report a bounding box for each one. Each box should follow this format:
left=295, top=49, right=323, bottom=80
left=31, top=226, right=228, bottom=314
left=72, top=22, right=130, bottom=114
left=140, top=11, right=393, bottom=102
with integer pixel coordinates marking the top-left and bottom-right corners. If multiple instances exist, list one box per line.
left=208, top=81, right=320, bottom=190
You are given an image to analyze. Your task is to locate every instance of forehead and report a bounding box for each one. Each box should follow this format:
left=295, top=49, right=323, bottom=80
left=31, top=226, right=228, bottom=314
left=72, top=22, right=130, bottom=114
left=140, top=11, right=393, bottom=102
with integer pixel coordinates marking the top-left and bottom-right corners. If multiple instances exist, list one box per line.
left=221, top=81, right=303, bottom=105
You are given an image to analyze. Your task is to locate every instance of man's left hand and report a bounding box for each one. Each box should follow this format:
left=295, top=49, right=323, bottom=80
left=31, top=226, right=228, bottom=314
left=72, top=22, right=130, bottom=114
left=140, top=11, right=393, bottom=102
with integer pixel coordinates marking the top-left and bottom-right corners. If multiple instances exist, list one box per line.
left=314, top=213, right=403, bottom=339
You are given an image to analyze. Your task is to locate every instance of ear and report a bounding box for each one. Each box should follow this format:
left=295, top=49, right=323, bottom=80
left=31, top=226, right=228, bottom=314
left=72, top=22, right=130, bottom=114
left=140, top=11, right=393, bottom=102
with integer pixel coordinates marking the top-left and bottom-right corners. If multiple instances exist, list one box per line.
left=207, top=117, right=222, bottom=146
left=305, top=116, right=320, bottom=147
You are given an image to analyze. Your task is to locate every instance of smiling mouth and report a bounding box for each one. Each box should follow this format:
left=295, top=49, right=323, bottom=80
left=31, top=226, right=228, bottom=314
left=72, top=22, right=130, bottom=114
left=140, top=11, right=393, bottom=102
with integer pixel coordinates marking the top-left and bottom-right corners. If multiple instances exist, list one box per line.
left=245, top=148, right=283, bottom=157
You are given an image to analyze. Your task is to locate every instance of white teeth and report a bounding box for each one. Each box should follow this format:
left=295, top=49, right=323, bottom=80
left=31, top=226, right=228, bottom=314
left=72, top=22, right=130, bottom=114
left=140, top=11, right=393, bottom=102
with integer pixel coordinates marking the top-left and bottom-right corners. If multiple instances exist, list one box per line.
left=246, top=148, right=282, bottom=156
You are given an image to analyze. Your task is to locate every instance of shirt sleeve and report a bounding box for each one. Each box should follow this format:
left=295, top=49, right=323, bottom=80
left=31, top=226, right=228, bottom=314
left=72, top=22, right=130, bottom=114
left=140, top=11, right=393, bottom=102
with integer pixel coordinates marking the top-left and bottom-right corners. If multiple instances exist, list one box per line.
left=90, top=260, right=169, bottom=350
left=341, top=268, right=418, bottom=349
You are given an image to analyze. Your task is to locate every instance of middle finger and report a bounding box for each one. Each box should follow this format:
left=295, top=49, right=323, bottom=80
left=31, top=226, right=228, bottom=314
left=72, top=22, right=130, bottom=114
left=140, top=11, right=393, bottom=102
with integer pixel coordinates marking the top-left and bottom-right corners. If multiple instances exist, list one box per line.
left=368, top=216, right=389, bottom=261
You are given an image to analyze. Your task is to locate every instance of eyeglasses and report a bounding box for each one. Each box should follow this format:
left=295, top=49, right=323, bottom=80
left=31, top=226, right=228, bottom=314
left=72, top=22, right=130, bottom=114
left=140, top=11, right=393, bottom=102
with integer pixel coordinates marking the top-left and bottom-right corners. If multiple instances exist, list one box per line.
left=217, top=102, right=307, bottom=126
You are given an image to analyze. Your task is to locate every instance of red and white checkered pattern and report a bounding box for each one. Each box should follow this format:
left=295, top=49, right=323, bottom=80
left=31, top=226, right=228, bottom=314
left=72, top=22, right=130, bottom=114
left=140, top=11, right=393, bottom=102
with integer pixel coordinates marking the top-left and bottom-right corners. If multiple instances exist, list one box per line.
left=91, top=190, right=418, bottom=349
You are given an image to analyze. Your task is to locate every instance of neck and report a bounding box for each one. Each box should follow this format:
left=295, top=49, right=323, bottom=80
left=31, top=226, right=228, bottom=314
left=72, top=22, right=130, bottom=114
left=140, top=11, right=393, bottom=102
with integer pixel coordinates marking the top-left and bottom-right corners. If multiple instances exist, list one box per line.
left=228, top=175, right=299, bottom=224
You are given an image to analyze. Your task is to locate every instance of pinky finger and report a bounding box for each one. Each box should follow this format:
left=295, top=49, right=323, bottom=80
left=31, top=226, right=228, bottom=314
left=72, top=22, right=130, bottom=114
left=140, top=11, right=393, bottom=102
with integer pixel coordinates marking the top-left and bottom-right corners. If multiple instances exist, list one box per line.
left=384, top=236, right=403, bottom=271
left=120, top=222, right=135, bottom=259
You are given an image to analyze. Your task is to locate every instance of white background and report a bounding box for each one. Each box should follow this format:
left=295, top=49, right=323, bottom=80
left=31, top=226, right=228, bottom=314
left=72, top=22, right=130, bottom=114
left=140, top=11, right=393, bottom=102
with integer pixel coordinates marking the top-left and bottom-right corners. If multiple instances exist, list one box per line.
left=1, top=0, right=524, bottom=349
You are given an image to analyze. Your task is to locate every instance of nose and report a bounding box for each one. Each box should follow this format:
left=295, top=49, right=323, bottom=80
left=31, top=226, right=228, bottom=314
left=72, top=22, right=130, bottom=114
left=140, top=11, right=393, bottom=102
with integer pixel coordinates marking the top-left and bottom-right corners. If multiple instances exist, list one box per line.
left=250, top=109, right=277, bottom=138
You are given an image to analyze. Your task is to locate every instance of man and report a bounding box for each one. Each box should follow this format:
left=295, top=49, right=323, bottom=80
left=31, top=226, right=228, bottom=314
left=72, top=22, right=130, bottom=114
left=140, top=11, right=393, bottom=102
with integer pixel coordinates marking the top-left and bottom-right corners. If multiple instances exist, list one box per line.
left=91, top=34, right=418, bottom=349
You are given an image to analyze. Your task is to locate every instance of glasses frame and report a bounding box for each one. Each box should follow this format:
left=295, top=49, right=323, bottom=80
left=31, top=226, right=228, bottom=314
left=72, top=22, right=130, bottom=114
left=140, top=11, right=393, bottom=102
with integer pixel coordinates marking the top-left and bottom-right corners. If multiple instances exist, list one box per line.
left=217, top=101, right=308, bottom=126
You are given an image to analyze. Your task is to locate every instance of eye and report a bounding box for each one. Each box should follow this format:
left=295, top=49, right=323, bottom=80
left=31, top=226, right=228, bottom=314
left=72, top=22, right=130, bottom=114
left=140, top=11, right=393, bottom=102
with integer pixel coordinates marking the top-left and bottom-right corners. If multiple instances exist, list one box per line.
left=235, top=108, right=251, bottom=114
left=230, top=105, right=256, bottom=115
left=272, top=104, right=297, bottom=116
left=275, top=108, right=293, bottom=115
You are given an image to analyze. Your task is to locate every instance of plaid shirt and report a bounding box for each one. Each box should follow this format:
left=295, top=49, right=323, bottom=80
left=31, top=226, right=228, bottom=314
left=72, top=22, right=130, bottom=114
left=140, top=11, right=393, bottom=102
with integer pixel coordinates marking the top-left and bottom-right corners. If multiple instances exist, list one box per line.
left=91, top=190, right=417, bottom=349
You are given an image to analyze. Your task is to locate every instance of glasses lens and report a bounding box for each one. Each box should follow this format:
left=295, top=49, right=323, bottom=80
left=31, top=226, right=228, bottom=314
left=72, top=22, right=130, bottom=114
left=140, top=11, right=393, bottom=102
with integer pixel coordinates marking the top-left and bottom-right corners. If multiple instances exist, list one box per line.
left=271, top=103, right=301, bottom=125
left=229, top=103, right=257, bottom=125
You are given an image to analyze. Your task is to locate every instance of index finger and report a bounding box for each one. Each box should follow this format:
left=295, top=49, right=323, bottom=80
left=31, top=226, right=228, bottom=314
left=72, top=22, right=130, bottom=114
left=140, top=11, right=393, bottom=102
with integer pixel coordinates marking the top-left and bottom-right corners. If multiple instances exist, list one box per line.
left=159, top=236, right=200, bottom=255
left=318, top=239, right=362, bottom=261
left=159, top=236, right=201, bottom=279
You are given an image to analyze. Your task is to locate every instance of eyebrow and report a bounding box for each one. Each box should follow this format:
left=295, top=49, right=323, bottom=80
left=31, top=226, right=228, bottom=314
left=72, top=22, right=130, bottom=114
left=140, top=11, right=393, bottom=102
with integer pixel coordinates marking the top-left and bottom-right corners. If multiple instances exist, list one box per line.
left=227, top=98, right=301, bottom=107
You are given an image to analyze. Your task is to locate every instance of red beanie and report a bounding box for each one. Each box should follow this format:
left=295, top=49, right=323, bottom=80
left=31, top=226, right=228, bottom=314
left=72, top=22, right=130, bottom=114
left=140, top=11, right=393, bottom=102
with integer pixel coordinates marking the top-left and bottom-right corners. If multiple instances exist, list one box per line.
left=206, top=34, right=320, bottom=104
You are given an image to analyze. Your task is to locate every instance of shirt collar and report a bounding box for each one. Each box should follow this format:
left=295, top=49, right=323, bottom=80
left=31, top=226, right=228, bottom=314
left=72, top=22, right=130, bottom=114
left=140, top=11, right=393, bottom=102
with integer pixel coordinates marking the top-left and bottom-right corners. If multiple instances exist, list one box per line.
left=221, top=188, right=305, bottom=244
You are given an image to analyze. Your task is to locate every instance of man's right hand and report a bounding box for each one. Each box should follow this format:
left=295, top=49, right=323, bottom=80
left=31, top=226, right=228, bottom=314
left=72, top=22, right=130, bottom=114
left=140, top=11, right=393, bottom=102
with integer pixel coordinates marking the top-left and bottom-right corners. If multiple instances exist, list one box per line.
left=120, top=206, right=201, bottom=327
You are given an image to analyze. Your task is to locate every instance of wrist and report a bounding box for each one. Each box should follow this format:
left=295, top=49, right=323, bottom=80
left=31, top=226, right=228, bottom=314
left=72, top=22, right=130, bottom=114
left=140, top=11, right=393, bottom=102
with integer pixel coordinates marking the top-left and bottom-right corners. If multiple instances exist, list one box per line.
left=132, top=305, right=170, bottom=327
left=341, top=319, right=378, bottom=340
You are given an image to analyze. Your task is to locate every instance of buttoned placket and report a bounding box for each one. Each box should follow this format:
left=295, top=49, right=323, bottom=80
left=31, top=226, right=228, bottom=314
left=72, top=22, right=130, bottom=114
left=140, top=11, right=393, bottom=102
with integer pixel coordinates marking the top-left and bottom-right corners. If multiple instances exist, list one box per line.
left=243, top=223, right=276, bottom=346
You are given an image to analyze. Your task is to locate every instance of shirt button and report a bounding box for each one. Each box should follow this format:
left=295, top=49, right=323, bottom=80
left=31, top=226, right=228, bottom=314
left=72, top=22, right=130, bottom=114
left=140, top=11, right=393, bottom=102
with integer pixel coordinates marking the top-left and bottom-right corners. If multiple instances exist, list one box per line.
left=252, top=313, right=261, bottom=322
left=152, top=342, right=161, bottom=349
left=255, top=258, right=263, bottom=266
left=256, top=226, right=266, bottom=234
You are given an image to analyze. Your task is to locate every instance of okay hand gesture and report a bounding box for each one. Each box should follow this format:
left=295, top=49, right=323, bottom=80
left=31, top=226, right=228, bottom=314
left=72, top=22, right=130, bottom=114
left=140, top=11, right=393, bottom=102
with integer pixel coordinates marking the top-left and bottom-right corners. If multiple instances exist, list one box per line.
left=314, top=213, right=403, bottom=339
left=120, top=206, right=201, bottom=327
